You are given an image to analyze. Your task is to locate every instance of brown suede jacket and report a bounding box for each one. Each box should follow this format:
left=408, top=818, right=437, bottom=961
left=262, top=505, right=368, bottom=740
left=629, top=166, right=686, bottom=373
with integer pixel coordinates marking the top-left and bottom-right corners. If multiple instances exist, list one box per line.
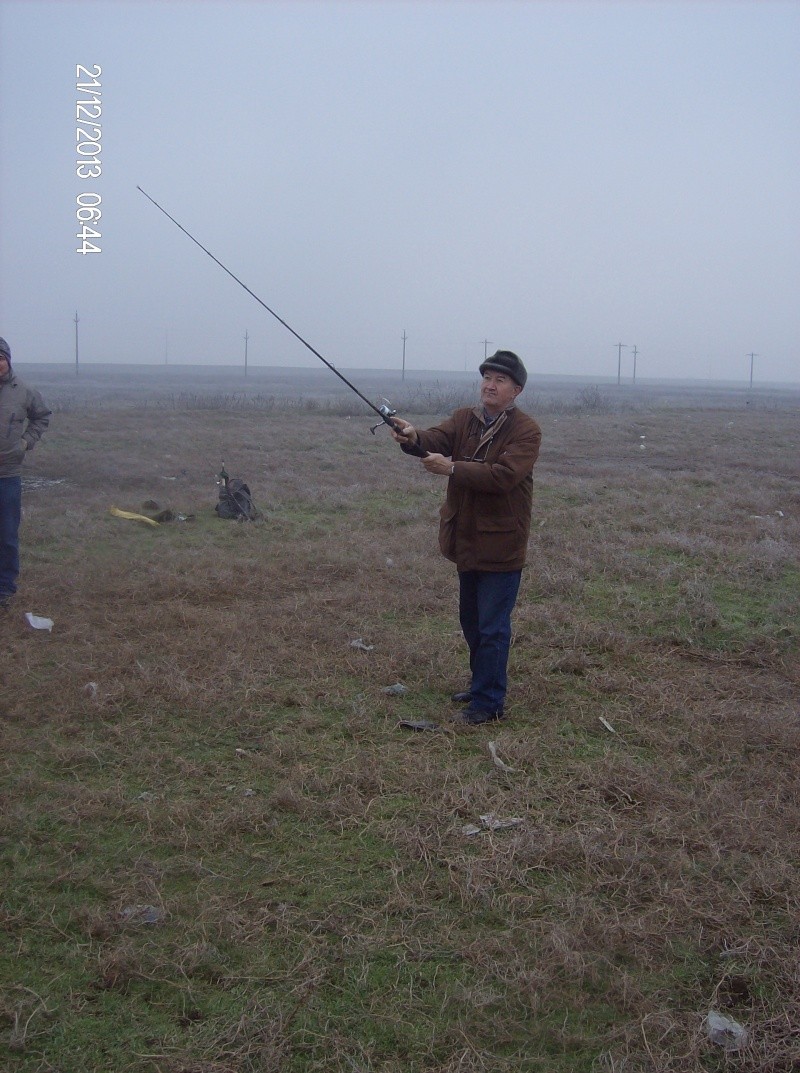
left=407, top=405, right=542, bottom=572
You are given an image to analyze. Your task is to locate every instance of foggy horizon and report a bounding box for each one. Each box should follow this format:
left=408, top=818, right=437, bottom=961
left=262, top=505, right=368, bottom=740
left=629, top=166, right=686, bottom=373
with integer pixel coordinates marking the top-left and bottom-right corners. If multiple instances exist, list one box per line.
left=11, top=359, right=800, bottom=389
left=1, top=1, right=798, bottom=386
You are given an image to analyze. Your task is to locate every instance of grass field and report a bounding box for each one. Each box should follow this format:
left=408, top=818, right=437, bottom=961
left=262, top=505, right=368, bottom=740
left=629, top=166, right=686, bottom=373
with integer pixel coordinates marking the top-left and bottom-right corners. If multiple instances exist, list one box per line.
left=2, top=374, right=799, bottom=1072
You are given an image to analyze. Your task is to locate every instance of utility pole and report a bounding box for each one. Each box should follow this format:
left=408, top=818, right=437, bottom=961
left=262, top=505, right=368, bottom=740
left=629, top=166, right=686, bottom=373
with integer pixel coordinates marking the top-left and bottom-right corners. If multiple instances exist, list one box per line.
left=74, top=311, right=79, bottom=376
left=401, top=329, right=407, bottom=381
left=747, top=352, right=757, bottom=388
left=244, top=330, right=249, bottom=376
left=631, top=345, right=638, bottom=384
left=615, top=342, right=627, bottom=386
left=482, top=339, right=492, bottom=360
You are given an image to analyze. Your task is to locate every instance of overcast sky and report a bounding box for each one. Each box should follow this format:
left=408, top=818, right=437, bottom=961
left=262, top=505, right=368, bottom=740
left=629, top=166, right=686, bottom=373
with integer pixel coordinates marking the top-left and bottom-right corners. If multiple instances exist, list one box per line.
left=0, top=0, right=797, bottom=382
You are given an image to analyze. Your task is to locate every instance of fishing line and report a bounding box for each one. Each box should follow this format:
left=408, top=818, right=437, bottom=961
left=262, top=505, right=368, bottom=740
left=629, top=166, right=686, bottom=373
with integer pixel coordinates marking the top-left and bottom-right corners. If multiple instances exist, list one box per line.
left=137, top=185, right=424, bottom=451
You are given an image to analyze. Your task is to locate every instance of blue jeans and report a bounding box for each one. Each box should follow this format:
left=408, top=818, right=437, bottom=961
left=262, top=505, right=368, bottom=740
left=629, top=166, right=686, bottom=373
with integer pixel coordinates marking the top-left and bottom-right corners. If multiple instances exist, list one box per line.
left=0, top=476, right=22, bottom=597
left=458, top=569, right=522, bottom=713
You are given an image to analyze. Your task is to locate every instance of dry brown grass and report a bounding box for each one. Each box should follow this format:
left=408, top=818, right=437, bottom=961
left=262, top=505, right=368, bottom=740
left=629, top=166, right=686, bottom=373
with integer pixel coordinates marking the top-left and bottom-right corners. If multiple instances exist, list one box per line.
left=1, top=374, right=799, bottom=1072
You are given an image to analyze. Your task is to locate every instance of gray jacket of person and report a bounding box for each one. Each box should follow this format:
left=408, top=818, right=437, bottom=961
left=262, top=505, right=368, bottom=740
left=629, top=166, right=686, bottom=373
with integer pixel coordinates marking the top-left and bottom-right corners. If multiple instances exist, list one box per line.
left=0, top=373, right=51, bottom=477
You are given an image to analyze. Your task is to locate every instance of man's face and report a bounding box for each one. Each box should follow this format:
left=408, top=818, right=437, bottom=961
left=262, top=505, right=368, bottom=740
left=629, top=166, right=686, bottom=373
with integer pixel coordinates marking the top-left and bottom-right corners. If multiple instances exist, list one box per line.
left=480, top=370, right=521, bottom=415
left=0, top=355, right=9, bottom=378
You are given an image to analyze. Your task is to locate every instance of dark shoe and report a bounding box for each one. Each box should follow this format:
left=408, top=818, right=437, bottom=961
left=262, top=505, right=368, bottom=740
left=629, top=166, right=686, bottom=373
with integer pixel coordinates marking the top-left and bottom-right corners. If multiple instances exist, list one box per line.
left=450, top=690, right=473, bottom=705
left=457, top=706, right=504, bottom=726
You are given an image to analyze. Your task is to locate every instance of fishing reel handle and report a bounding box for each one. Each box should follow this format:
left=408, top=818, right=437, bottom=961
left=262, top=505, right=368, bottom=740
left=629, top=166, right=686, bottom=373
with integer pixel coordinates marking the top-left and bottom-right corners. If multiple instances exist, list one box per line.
left=387, top=419, right=429, bottom=458
left=375, top=404, right=429, bottom=458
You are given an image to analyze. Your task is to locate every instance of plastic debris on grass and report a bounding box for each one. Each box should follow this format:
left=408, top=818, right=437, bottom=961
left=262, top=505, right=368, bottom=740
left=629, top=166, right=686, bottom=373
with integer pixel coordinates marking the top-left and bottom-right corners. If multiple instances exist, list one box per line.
left=399, top=718, right=439, bottom=732
left=350, top=638, right=374, bottom=651
left=382, top=682, right=409, bottom=696
left=118, top=905, right=164, bottom=925
left=152, top=508, right=193, bottom=523
left=25, top=613, right=54, bottom=631
left=463, top=813, right=524, bottom=836
left=109, top=505, right=159, bottom=527
left=488, top=741, right=518, bottom=772
left=705, top=1011, right=749, bottom=1051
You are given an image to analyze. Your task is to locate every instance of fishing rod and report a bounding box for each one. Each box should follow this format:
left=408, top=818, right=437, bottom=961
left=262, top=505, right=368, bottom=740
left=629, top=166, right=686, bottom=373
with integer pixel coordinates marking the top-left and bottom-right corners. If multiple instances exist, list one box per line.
left=137, top=186, right=426, bottom=456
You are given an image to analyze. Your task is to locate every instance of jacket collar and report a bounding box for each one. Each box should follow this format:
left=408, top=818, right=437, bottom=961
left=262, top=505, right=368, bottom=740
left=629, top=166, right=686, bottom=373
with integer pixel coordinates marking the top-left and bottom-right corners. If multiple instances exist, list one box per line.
left=472, top=403, right=516, bottom=426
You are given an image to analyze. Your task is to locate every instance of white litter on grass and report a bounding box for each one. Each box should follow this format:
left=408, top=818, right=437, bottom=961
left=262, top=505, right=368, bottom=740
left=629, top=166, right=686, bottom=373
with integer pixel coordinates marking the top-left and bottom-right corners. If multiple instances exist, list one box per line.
left=705, top=1011, right=749, bottom=1051
left=488, top=741, right=518, bottom=772
left=25, top=613, right=53, bottom=631
left=21, top=476, right=66, bottom=490
left=599, top=716, right=617, bottom=734
left=382, top=682, right=408, bottom=696
left=480, top=813, right=523, bottom=831
left=119, top=904, right=164, bottom=925
left=463, top=813, right=524, bottom=836
left=350, top=638, right=374, bottom=651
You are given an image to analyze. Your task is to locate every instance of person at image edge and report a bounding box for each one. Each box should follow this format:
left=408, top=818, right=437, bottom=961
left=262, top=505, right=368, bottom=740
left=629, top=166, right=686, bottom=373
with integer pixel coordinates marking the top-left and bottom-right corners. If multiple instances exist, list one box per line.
left=0, top=337, right=51, bottom=611
left=391, top=350, right=541, bottom=725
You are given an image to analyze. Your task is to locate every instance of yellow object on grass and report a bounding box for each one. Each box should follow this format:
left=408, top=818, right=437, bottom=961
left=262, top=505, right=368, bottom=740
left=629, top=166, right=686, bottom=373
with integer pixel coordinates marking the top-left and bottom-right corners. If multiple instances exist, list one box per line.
left=109, top=506, right=159, bottom=527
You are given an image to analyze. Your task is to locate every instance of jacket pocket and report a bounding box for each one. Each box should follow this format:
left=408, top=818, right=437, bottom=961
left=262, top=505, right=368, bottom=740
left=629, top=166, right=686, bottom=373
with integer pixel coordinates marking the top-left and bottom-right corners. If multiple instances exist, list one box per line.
left=439, top=505, right=457, bottom=559
left=0, top=439, right=24, bottom=458
left=475, top=514, right=520, bottom=565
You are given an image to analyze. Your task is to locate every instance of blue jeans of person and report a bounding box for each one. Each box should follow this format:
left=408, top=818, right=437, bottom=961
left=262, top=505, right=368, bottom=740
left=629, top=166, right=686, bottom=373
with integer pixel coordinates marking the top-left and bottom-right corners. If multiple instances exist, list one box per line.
left=458, top=569, right=522, bottom=713
left=0, top=476, right=22, bottom=597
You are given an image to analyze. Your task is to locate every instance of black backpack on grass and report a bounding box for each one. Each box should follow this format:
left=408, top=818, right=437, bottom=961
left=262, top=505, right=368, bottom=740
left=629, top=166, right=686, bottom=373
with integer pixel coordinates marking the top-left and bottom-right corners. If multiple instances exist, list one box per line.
left=215, top=475, right=259, bottom=520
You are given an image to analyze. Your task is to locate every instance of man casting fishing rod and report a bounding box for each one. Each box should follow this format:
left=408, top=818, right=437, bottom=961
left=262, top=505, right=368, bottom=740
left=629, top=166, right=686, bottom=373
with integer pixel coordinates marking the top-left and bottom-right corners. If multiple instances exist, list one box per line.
left=137, top=191, right=541, bottom=723
left=391, top=350, right=541, bottom=725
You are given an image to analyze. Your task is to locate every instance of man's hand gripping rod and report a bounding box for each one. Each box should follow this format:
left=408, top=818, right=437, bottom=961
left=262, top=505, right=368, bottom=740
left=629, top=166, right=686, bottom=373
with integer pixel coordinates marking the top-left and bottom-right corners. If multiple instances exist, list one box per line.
left=137, top=186, right=427, bottom=457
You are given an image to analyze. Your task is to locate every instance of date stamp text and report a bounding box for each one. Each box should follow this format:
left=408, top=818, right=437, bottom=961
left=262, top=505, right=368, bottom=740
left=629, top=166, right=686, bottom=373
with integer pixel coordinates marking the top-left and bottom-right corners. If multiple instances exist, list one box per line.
left=75, top=64, right=102, bottom=254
